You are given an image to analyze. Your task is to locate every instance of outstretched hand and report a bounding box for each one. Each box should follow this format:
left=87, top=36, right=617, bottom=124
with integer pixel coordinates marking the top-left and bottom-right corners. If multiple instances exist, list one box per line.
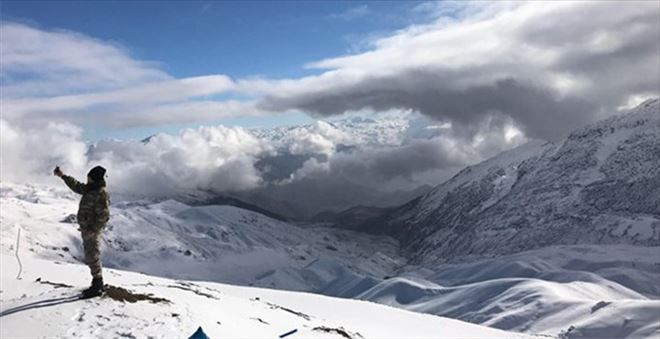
left=53, top=166, right=64, bottom=177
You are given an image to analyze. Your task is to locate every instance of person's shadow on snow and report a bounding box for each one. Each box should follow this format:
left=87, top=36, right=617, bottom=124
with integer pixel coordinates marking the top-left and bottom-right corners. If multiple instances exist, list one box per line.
left=0, top=295, right=81, bottom=317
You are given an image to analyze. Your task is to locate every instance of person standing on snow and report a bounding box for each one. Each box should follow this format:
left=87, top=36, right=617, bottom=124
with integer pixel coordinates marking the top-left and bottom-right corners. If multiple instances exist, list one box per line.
left=54, top=165, right=110, bottom=298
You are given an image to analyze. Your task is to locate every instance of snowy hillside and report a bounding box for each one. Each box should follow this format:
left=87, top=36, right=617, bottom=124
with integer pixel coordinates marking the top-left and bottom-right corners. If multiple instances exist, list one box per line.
left=2, top=179, right=658, bottom=338
left=0, top=182, right=401, bottom=293
left=379, top=98, right=660, bottom=263
left=0, top=254, right=536, bottom=338
left=0, top=183, right=540, bottom=338
left=350, top=245, right=660, bottom=338
left=0, top=181, right=538, bottom=338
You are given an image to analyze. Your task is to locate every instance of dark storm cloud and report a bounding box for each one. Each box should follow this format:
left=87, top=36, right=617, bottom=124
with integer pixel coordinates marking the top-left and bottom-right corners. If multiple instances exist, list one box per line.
left=260, top=71, right=596, bottom=141
left=258, top=2, right=659, bottom=142
left=328, top=139, right=465, bottom=182
left=246, top=139, right=472, bottom=219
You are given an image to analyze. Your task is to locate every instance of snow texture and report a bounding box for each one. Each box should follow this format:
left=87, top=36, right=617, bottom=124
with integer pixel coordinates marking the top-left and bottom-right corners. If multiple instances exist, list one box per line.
left=0, top=255, right=534, bottom=338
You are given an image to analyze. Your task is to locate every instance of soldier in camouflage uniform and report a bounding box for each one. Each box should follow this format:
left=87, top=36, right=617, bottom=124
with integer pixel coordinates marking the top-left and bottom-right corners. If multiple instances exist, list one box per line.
left=54, top=165, right=110, bottom=298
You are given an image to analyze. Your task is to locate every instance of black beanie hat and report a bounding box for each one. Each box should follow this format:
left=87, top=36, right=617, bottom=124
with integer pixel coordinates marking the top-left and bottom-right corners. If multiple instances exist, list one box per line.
left=88, top=166, right=106, bottom=182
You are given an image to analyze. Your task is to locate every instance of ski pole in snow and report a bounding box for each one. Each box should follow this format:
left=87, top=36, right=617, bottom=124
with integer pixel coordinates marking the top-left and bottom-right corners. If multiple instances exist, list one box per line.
left=15, top=227, right=23, bottom=280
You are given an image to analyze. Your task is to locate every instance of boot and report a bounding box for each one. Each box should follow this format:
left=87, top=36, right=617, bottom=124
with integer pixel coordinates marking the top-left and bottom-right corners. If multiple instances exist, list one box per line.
left=81, top=277, right=104, bottom=299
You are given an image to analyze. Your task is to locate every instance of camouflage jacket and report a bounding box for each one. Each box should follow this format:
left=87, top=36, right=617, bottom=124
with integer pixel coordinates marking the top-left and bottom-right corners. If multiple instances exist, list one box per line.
left=62, top=175, right=110, bottom=229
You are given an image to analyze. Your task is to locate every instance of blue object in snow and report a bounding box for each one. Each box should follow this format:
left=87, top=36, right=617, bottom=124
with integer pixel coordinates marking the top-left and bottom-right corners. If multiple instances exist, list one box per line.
left=189, top=326, right=209, bottom=339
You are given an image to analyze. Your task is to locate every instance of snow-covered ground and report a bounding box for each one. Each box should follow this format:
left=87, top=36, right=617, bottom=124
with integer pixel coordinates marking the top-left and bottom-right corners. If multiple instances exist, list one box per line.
left=353, top=246, right=660, bottom=338
left=1, top=181, right=659, bottom=338
left=0, top=182, right=402, bottom=294
left=0, top=181, right=535, bottom=338
left=0, top=254, right=535, bottom=339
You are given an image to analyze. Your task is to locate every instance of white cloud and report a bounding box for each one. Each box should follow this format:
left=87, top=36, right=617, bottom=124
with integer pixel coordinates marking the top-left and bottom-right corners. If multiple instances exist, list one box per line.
left=277, top=121, right=353, bottom=155
left=0, top=22, right=170, bottom=98
left=89, top=125, right=269, bottom=195
left=96, top=100, right=264, bottom=129
left=285, top=115, right=527, bottom=190
left=0, top=123, right=269, bottom=196
left=2, top=75, right=235, bottom=119
left=0, top=119, right=88, bottom=183
left=0, top=22, right=257, bottom=129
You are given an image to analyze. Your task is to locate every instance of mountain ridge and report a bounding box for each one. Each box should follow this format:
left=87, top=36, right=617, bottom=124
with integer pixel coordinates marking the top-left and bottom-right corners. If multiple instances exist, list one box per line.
left=364, top=98, right=660, bottom=264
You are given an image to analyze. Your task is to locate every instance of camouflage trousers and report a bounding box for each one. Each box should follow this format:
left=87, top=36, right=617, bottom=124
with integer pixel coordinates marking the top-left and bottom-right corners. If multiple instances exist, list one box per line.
left=80, top=227, right=104, bottom=279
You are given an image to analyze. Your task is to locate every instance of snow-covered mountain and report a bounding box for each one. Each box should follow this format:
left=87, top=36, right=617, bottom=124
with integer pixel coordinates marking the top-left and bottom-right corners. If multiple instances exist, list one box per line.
left=349, top=245, right=660, bottom=338
left=318, top=99, right=660, bottom=338
left=0, top=182, right=545, bottom=338
left=1, top=100, right=659, bottom=338
left=0, top=182, right=401, bottom=293
left=2, top=177, right=658, bottom=337
left=375, top=98, right=660, bottom=264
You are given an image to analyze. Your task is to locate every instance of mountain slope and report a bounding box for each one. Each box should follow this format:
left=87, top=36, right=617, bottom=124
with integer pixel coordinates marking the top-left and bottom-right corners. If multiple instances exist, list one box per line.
left=379, top=98, right=660, bottom=264
left=0, top=254, right=536, bottom=339
left=352, top=245, right=660, bottom=338
left=3, top=180, right=658, bottom=338
left=0, top=182, right=402, bottom=294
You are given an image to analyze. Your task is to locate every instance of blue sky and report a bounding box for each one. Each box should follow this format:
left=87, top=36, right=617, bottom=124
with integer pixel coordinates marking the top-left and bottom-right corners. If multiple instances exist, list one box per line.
left=1, top=1, right=425, bottom=79
left=1, top=1, right=433, bottom=139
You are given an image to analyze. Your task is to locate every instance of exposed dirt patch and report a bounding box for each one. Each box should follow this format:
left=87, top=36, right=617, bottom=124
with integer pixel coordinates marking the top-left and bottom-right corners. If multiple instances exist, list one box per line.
left=103, top=285, right=170, bottom=304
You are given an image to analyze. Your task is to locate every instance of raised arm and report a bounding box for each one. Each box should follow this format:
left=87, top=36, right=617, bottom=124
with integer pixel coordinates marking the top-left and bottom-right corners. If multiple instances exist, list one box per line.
left=62, top=175, right=87, bottom=195
left=54, top=167, right=87, bottom=195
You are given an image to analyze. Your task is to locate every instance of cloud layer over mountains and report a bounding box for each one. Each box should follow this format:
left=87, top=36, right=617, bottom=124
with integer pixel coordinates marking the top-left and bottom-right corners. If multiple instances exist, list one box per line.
left=1, top=1, right=658, bottom=212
